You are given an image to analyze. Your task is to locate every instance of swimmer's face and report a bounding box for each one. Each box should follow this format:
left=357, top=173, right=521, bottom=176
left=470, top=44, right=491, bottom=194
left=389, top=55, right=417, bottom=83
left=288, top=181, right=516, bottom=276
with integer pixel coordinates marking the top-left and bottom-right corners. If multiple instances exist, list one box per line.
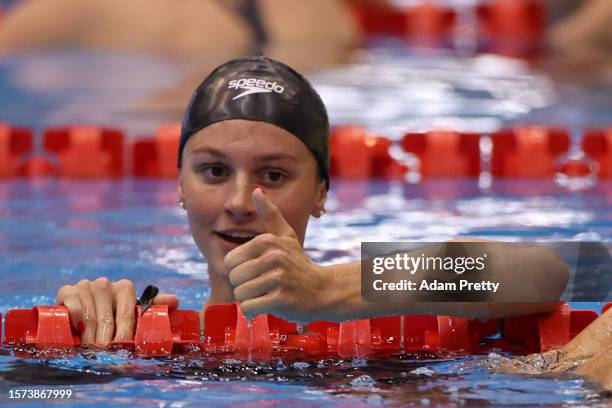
left=178, top=119, right=327, bottom=276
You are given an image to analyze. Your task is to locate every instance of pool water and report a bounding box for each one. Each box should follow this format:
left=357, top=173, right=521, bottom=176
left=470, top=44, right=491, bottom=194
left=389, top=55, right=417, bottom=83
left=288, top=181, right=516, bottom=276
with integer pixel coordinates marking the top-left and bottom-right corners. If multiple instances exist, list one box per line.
left=1, top=47, right=611, bottom=408
left=0, top=177, right=610, bottom=406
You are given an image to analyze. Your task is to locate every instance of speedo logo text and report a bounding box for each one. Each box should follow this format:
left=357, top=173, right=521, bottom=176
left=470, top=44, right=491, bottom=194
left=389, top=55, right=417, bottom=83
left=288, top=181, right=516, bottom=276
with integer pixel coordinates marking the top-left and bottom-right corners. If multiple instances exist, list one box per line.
left=227, top=78, right=285, bottom=100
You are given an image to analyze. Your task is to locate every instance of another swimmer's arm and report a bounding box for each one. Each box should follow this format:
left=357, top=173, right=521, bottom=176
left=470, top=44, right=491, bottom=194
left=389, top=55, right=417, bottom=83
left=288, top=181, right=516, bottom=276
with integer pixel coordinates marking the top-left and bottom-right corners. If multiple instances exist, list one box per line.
left=321, top=241, right=569, bottom=322
left=564, top=306, right=612, bottom=360
left=0, top=0, right=84, bottom=53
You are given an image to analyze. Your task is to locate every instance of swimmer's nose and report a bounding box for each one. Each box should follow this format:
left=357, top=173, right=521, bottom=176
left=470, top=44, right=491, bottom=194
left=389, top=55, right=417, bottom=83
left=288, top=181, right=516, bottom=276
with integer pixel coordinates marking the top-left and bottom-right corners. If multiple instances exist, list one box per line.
left=224, top=176, right=256, bottom=221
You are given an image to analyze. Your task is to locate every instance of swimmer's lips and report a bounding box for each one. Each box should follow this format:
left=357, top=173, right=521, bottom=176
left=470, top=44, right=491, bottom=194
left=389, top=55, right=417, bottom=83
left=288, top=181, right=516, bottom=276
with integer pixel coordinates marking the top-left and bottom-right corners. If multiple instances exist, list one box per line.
left=214, top=230, right=260, bottom=245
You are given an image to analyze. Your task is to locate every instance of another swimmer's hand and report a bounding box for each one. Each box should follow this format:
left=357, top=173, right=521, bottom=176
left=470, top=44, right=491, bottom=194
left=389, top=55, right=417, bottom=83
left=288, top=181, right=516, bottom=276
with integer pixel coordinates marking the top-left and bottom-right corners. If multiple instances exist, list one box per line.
left=55, top=278, right=179, bottom=346
left=224, top=187, right=336, bottom=324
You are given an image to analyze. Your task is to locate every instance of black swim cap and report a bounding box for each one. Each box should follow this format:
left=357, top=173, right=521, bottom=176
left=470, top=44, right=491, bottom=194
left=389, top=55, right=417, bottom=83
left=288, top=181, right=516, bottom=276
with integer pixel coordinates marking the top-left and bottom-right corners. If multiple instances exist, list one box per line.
left=178, top=55, right=330, bottom=190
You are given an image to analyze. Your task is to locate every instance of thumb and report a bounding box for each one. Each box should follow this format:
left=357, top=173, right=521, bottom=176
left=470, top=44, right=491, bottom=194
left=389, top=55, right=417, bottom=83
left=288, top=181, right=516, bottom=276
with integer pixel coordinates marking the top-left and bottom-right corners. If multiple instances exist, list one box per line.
left=152, top=293, right=180, bottom=310
left=252, top=187, right=297, bottom=238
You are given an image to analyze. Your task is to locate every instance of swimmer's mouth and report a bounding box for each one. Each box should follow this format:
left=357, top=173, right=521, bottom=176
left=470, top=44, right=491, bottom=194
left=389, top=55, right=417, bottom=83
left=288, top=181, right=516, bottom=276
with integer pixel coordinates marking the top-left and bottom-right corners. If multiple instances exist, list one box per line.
left=215, top=230, right=259, bottom=245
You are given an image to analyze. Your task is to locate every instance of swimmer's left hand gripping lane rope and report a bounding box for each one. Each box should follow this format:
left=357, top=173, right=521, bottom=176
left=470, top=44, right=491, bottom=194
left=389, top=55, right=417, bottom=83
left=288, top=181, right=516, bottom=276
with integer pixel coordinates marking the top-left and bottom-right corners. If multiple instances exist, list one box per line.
left=2, top=302, right=610, bottom=358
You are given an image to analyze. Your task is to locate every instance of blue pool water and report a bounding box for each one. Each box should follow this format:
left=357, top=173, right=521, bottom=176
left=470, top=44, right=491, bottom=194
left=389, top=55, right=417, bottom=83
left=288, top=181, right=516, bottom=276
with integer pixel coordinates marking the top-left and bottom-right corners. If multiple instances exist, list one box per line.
left=1, top=48, right=611, bottom=406
left=0, top=178, right=610, bottom=406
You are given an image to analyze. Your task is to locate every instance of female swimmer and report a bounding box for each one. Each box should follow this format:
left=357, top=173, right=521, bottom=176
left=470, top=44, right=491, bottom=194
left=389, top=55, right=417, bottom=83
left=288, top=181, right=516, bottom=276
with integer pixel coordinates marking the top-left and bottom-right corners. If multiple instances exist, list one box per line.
left=56, top=56, right=571, bottom=344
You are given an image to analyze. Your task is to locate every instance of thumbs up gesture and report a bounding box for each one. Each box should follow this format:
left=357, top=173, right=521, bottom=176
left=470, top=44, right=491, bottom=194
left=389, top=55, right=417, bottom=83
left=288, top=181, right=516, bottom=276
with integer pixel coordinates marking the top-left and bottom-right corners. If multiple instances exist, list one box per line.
left=224, top=187, right=333, bottom=324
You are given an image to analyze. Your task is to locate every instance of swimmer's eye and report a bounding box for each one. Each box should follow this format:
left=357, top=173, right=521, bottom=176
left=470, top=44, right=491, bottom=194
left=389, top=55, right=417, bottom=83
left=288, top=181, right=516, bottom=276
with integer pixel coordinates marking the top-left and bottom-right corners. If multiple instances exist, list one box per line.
left=260, top=170, right=286, bottom=185
left=199, top=164, right=229, bottom=180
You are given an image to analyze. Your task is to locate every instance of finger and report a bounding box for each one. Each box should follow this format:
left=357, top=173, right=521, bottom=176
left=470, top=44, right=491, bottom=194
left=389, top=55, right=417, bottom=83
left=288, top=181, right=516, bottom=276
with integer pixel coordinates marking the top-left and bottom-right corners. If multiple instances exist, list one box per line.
left=228, top=251, right=281, bottom=287
left=252, top=187, right=297, bottom=239
left=56, top=285, right=85, bottom=333
left=152, top=293, right=180, bottom=310
left=234, top=270, right=282, bottom=302
left=91, top=277, right=115, bottom=345
left=224, top=233, right=278, bottom=272
left=241, top=289, right=308, bottom=324
left=239, top=289, right=283, bottom=321
left=111, top=280, right=136, bottom=342
left=75, top=280, right=97, bottom=345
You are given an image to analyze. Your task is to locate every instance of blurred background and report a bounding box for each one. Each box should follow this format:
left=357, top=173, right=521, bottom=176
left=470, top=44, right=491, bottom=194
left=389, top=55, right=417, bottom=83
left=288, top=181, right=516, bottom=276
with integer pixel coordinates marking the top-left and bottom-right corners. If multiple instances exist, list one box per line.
left=0, top=0, right=611, bottom=136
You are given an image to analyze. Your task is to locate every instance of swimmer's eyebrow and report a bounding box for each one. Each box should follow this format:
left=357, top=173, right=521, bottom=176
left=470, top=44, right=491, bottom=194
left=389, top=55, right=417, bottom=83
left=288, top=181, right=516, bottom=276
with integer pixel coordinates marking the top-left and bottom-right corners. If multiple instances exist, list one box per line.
left=191, top=147, right=300, bottom=162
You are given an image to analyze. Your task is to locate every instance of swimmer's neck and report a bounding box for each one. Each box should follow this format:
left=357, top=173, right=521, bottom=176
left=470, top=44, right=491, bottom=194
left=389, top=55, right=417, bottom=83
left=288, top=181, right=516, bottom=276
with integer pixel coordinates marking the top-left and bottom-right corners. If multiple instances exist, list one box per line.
left=200, top=269, right=235, bottom=329
left=206, top=268, right=236, bottom=307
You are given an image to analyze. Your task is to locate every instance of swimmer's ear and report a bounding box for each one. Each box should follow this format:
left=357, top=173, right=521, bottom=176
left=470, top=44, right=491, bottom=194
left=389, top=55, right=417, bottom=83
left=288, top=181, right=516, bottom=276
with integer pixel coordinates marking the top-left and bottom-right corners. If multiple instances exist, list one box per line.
left=177, top=174, right=186, bottom=209
left=311, top=179, right=327, bottom=218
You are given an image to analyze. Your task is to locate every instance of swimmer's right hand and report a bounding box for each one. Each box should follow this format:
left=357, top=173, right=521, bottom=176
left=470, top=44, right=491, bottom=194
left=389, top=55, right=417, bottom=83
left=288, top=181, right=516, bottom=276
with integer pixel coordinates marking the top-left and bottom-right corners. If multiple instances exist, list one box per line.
left=55, top=278, right=179, bottom=346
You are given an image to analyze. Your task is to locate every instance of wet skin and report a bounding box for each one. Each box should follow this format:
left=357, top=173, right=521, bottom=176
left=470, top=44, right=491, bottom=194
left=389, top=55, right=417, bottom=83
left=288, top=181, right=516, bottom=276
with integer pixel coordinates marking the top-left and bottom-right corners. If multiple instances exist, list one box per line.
left=178, top=119, right=327, bottom=306
left=56, top=119, right=327, bottom=345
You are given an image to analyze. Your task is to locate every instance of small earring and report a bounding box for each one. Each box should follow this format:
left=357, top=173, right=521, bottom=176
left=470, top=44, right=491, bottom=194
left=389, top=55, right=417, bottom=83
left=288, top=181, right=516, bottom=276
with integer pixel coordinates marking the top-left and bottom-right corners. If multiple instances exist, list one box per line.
left=178, top=200, right=186, bottom=209
left=318, top=208, right=326, bottom=217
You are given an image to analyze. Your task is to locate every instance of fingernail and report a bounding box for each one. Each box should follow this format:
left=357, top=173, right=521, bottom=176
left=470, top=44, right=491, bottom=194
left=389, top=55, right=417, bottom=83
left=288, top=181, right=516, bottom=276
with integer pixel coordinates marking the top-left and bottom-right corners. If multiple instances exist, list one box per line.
left=77, top=321, right=85, bottom=333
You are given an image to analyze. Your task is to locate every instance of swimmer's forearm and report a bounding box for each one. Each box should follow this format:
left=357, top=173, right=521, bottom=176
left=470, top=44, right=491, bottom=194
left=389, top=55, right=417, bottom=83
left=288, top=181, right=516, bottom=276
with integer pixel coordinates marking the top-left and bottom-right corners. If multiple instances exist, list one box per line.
left=323, top=249, right=568, bottom=321
left=0, top=0, right=78, bottom=52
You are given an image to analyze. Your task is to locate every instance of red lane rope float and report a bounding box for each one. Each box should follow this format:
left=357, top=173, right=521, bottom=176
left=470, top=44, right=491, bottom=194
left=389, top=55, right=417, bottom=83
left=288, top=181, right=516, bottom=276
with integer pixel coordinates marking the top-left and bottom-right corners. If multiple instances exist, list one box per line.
left=476, top=0, right=546, bottom=58
left=132, top=123, right=180, bottom=178
left=3, top=306, right=79, bottom=349
left=498, top=304, right=601, bottom=353
left=3, top=305, right=200, bottom=355
left=402, top=131, right=481, bottom=178
left=348, top=1, right=455, bottom=42
left=583, top=129, right=612, bottom=179
left=403, top=2, right=456, bottom=45
left=3, top=302, right=610, bottom=358
left=330, top=126, right=407, bottom=180
left=43, top=126, right=124, bottom=178
left=0, top=124, right=34, bottom=178
left=109, top=306, right=200, bottom=355
left=491, top=126, right=570, bottom=178
left=348, top=1, right=406, bottom=38
left=1, top=122, right=610, bottom=180
left=557, top=160, right=594, bottom=178
left=17, top=156, right=57, bottom=178
left=476, top=0, right=546, bottom=40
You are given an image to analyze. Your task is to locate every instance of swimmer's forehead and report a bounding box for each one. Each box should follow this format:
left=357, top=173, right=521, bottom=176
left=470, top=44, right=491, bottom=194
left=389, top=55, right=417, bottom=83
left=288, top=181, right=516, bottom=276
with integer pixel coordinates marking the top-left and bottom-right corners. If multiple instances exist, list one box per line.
left=190, top=146, right=302, bottom=164
left=184, top=119, right=312, bottom=164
